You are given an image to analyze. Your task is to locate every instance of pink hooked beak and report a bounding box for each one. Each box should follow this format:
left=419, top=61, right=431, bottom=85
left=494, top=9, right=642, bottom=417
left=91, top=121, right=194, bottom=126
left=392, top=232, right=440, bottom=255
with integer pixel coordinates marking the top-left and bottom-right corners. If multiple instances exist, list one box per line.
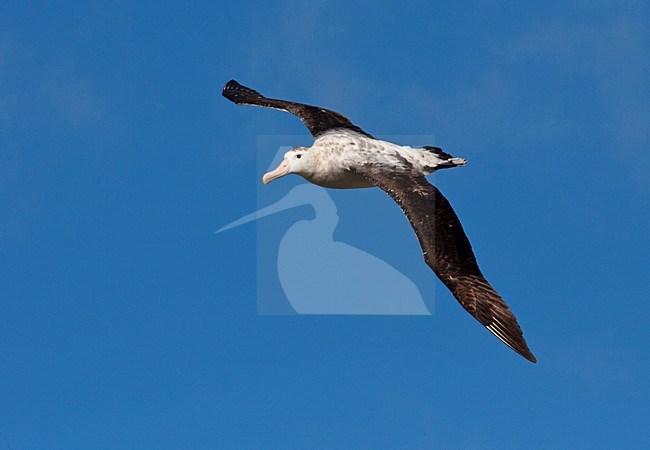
left=262, top=157, right=291, bottom=185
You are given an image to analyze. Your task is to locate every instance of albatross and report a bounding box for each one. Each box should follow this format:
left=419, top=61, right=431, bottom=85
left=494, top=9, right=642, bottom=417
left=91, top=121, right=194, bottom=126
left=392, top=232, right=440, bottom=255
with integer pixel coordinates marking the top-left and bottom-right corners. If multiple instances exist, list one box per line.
left=222, top=79, right=537, bottom=363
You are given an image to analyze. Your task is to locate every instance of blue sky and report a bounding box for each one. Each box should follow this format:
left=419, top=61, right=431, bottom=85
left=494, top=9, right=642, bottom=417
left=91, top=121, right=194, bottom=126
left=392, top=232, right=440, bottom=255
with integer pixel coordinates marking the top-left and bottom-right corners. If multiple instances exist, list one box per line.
left=1, top=1, right=648, bottom=447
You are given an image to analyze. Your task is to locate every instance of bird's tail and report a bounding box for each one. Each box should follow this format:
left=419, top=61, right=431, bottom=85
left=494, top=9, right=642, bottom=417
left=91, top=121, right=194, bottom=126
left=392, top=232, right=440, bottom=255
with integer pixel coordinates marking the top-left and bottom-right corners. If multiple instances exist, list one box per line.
left=420, top=146, right=467, bottom=171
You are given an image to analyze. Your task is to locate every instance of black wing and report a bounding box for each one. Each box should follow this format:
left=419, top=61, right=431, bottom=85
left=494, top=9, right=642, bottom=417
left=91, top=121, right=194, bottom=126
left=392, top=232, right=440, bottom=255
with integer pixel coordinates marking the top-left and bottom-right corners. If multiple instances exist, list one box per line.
left=222, top=80, right=373, bottom=138
left=350, top=164, right=537, bottom=363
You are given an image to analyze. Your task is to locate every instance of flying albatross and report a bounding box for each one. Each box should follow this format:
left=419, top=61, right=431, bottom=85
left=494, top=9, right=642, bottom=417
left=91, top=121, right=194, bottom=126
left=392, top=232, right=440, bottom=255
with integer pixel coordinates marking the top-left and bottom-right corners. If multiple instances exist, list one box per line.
left=222, top=79, right=537, bottom=363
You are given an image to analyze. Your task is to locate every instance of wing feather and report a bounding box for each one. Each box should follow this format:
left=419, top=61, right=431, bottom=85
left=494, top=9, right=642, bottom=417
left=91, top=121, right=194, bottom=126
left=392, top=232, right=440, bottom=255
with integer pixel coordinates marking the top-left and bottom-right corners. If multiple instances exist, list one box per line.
left=222, top=80, right=373, bottom=138
left=349, top=163, right=537, bottom=363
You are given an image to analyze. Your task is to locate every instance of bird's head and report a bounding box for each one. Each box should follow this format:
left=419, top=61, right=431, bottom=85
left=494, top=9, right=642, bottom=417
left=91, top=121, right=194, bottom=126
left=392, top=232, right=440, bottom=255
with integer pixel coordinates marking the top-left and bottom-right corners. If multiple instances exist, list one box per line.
left=263, top=147, right=312, bottom=184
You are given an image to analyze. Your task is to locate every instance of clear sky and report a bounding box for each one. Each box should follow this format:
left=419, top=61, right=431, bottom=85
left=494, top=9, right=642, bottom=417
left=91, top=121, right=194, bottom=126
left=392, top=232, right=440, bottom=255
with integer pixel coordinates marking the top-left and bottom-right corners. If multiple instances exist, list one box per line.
left=1, top=1, right=648, bottom=448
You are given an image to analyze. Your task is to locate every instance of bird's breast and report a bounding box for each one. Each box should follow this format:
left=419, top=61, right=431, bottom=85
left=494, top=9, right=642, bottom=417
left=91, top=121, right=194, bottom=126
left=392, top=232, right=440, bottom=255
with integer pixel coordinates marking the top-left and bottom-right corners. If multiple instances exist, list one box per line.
left=304, top=169, right=374, bottom=189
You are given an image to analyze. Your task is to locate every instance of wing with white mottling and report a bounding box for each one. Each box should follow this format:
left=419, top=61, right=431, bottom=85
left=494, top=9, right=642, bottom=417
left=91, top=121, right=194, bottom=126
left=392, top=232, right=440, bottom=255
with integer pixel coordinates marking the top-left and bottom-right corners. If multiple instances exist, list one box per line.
left=348, top=163, right=537, bottom=363
left=222, top=80, right=373, bottom=138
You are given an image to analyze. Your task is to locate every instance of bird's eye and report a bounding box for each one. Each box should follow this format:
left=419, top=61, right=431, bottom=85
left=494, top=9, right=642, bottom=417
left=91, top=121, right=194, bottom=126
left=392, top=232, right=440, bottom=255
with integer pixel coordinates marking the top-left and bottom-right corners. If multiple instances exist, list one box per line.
left=296, top=154, right=302, bottom=159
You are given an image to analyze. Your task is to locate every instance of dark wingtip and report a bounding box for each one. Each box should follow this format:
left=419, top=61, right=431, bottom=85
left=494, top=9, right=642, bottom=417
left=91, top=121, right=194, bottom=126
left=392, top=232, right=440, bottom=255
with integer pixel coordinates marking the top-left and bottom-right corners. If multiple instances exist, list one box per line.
left=514, top=344, right=537, bottom=363
left=523, top=351, right=537, bottom=363
left=222, top=79, right=241, bottom=96
left=222, top=79, right=264, bottom=104
left=503, top=340, right=537, bottom=364
left=517, top=335, right=537, bottom=363
left=510, top=338, right=537, bottom=363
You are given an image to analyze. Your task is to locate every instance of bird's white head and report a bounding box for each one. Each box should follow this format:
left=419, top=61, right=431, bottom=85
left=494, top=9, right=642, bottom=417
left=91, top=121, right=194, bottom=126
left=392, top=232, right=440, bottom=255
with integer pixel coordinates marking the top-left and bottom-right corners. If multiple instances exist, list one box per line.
left=263, top=147, right=312, bottom=185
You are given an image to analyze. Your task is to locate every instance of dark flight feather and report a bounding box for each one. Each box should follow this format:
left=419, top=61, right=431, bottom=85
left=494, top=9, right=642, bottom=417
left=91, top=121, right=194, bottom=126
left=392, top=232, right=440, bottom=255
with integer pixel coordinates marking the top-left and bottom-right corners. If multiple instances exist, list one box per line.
left=349, top=164, right=537, bottom=363
left=222, top=80, right=373, bottom=138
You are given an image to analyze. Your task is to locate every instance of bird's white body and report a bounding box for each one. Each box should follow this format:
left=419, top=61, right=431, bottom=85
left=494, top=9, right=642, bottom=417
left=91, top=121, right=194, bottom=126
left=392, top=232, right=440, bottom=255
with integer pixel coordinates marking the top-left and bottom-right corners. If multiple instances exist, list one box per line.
left=285, top=129, right=466, bottom=189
